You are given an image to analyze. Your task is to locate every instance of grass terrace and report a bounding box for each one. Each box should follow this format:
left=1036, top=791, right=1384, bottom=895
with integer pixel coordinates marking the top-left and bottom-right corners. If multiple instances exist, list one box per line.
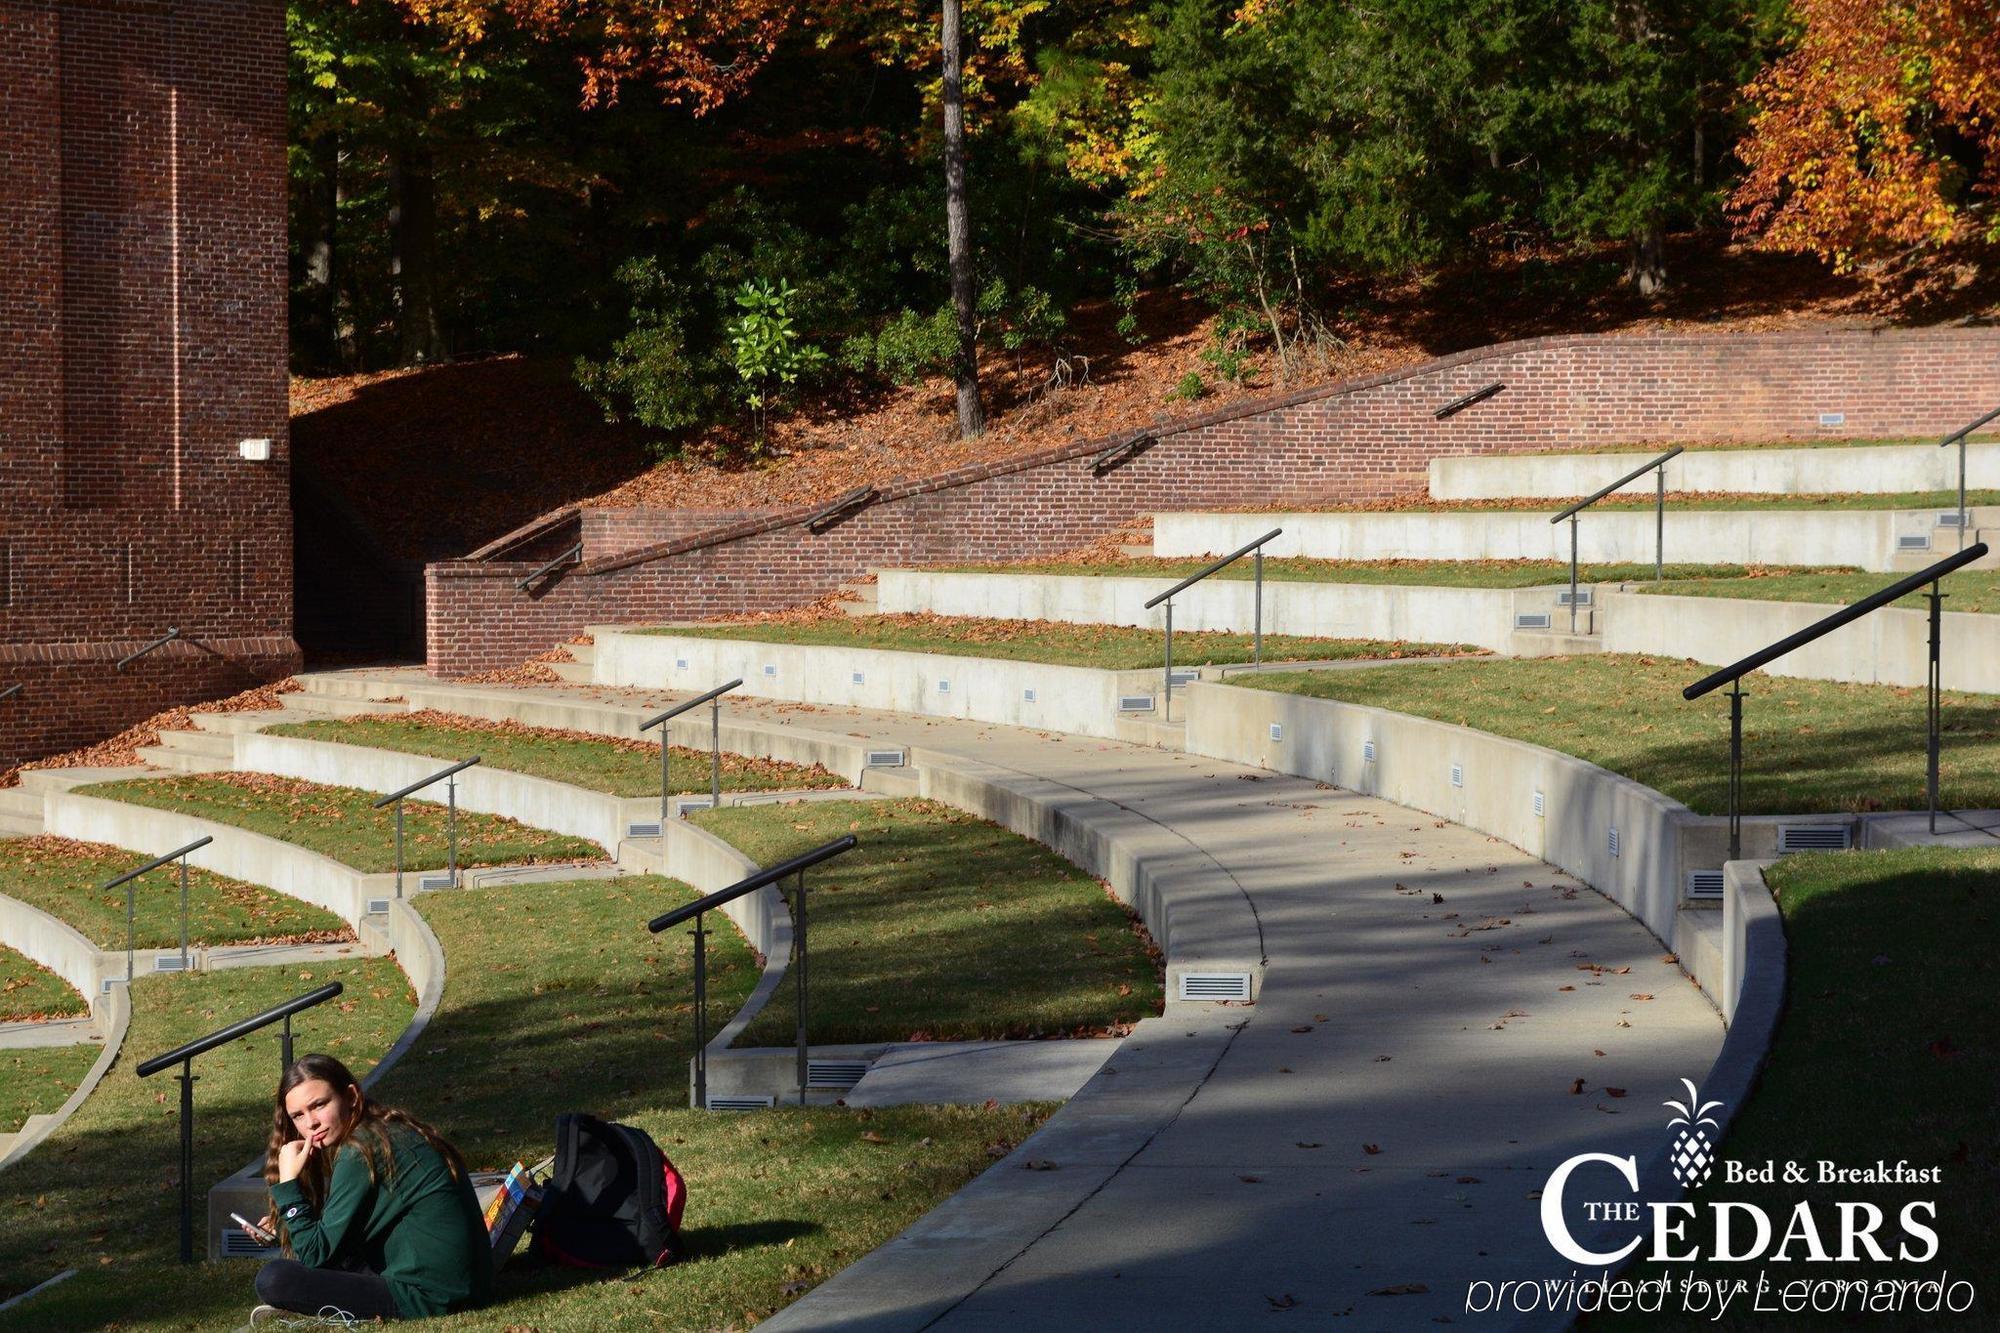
left=1200, top=487, right=2000, bottom=513
left=1241, top=655, right=2000, bottom=816
left=69, top=773, right=604, bottom=872
left=1505, top=433, right=2000, bottom=457
left=922, top=556, right=1851, bottom=589
left=0, top=836, right=352, bottom=950
left=1, top=1045, right=100, bottom=1134
left=659, top=613, right=1479, bottom=670
left=0, top=878, right=1049, bottom=1330
left=263, top=710, right=848, bottom=799
left=693, top=798, right=1162, bottom=1047
left=1637, top=567, right=2000, bottom=615
left=1602, top=848, right=1999, bottom=1329
left=0, top=943, right=86, bottom=1023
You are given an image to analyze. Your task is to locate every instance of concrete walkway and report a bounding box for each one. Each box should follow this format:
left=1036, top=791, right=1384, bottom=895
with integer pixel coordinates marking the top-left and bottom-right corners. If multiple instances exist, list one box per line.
left=303, top=670, right=1725, bottom=1329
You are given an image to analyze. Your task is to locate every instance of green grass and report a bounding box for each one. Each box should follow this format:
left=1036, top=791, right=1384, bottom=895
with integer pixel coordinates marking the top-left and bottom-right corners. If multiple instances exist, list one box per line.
left=1199, top=488, right=2000, bottom=514
left=0, top=944, right=86, bottom=1022
left=1639, top=568, right=2000, bottom=615
left=69, top=773, right=604, bottom=873
left=1242, top=655, right=2000, bottom=816
left=658, top=613, right=1478, bottom=670
left=0, top=957, right=414, bottom=1316
left=1600, top=848, right=1999, bottom=1330
left=0, top=836, right=351, bottom=950
left=692, top=798, right=1162, bottom=1047
left=0, top=1045, right=101, bottom=1134
left=264, top=711, right=848, bottom=799
left=925, top=556, right=1852, bottom=589
left=0, top=880, right=1049, bottom=1331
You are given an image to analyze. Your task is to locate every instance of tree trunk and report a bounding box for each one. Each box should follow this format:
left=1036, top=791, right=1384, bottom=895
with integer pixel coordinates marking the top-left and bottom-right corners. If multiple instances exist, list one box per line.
left=389, top=140, right=445, bottom=364
left=1625, top=216, right=1667, bottom=296
left=941, top=0, right=984, bottom=439
left=296, top=132, right=339, bottom=371
left=333, top=146, right=358, bottom=368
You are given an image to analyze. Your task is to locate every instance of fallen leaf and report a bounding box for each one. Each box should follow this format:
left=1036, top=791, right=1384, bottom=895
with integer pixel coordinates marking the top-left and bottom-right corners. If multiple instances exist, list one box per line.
left=1362, top=1143, right=1382, bottom=1155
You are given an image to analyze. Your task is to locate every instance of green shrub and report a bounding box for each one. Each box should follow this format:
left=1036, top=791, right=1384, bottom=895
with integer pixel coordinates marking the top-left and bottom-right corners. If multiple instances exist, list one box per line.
left=573, top=257, right=717, bottom=446
left=725, top=278, right=826, bottom=443
left=1167, top=370, right=1206, bottom=402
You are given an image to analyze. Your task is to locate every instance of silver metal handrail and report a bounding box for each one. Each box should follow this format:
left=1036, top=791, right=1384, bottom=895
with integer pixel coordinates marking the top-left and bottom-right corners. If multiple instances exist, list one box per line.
left=116, top=627, right=180, bottom=671
left=1143, top=527, right=1283, bottom=720
left=1939, top=404, right=2000, bottom=549
left=640, top=678, right=744, bottom=833
left=1550, top=446, right=1684, bottom=630
left=100, top=835, right=214, bottom=982
left=370, top=756, right=482, bottom=895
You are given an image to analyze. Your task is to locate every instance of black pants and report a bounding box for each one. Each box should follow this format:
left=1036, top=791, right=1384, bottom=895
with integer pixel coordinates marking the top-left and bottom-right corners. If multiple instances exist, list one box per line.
left=255, top=1258, right=402, bottom=1321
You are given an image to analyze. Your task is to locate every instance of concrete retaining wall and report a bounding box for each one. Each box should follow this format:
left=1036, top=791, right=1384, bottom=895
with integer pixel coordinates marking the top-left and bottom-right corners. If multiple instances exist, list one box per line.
left=592, top=632, right=1146, bottom=741
left=1431, top=440, right=2000, bottom=501
left=0, top=892, right=104, bottom=1019
left=1154, top=508, right=1972, bottom=572
left=1602, top=590, right=2000, bottom=692
left=877, top=569, right=1524, bottom=654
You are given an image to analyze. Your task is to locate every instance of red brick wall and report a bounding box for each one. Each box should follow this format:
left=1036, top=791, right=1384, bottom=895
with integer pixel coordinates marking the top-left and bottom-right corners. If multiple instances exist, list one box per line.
left=429, top=322, right=2000, bottom=676
left=0, top=1, right=295, bottom=769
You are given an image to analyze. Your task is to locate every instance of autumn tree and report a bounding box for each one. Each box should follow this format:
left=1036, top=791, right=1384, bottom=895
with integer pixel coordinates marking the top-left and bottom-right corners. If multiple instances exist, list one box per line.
left=1731, top=0, right=2000, bottom=272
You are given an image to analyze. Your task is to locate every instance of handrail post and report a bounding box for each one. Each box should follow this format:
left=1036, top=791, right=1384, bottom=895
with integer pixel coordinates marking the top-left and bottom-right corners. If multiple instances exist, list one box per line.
left=1253, top=547, right=1264, bottom=666
left=394, top=799, right=405, bottom=898
left=1656, top=466, right=1666, bottom=582
left=1958, top=435, right=1968, bottom=550
left=1163, top=600, right=1174, bottom=722
left=283, top=1012, right=294, bottom=1071
left=1928, top=580, right=1944, bottom=832
left=126, top=883, right=136, bottom=986
left=710, top=698, right=722, bottom=810
left=1569, top=516, right=1580, bottom=634
left=794, top=869, right=809, bottom=1107
left=658, top=727, right=671, bottom=835
left=1728, top=681, right=1745, bottom=863
left=177, top=1060, right=197, bottom=1263
left=691, top=912, right=708, bottom=1111
left=447, top=774, right=459, bottom=887
left=178, top=853, right=189, bottom=972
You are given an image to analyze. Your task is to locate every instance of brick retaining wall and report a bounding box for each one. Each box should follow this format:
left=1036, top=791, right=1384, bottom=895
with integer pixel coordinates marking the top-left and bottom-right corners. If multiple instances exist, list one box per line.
left=427, top=329, right=2000, bottom=676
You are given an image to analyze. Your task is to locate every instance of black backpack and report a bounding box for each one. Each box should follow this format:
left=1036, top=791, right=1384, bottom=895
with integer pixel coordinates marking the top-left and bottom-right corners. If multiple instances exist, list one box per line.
left=532, top=1113, right=687, bottom=1268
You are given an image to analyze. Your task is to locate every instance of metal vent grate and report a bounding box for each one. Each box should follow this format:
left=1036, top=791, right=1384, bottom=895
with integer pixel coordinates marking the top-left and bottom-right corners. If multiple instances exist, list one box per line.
left=706, top=1095, right=775, bottom=1112
left=627, top=821, right=663, bottom=840
left=675, top=658, right=689, bottom=671
left=1514, top=613, right=1553, bottom=630
left=419, top=873, right=455, bottom=892
left=102, top=978, right=121, bottom=995
left=1179, top=972, right=1253, bottom=1001
left=1532, top=790, right=1545, bottom=818
left=1363, top=740, right=1377, bottom=762
left=1449, top=762, right=1464, bottom=788
left=1607, top=826, right=1622, bottom=858
left=677, top=798, right=715, bottom=818
left=1817, top=411, right=1846, bottom=426
left=219, top=1230, right=280, bottom=1260
left=153, top=955, right=189, bottom=973
left=1118, top=695, right=1155, bottom=713
left=938, top=679, right=950, bottom=694
left=851, top=671, right=865, bottom=685
left=763, top=664, right=777, bottom=676
left=365, top=898, right=392, bottom=916
left=1556, top=589, right=1593, bottom=606
left=807, top=1060, right=872, bottom=1088
left=1938, top=511, right=1968, bottom=528
left=1897, top=534, right=1933, bottom=550
left=1686, top=869, right=1726, bottom=900
left=1023, top=688, right=1036, bottom=703
left=866, top=749, right=906, bottom=768
left=1779, top=824, right=1852, bottom=853
left=1269, top=723, right=1284, bottom=742
left=1168, top=668, right=1199, bottom=687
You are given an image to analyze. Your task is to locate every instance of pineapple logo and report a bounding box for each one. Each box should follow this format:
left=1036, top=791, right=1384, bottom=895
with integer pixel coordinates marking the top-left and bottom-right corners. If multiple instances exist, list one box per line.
left=1664, top=1078, right=1724, bottom=1189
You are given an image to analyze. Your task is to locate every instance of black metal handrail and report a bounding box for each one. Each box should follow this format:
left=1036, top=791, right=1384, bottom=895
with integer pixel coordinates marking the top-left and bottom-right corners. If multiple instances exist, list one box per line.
left=1434, top=382, right=1504, bottom=420
left=371, top=756, right=481, bottom=895
left=137, top=982, right=344, bottom=1263
left=0, top=682, right=20, bottom=703
left=1939, top=404, right=2000, bottom=548
left=805, top=486, right=878, bottom=534
left=1549, top=445, right=1685, bottom=629
left=649, top=834, right=857, bottom=1111
left=1142, top=527, right=1283, bottom=720
left=116, top=627, right=180, bottom=671
left=1684, top=542, right=1989, bottom=857
left=641, top=678, right=744, bottom=830
left=1091, top=432, right=1155, bottom=475
left=101, top=835, right=213, bottom=982
left=515, top=542, right=583, bottom=592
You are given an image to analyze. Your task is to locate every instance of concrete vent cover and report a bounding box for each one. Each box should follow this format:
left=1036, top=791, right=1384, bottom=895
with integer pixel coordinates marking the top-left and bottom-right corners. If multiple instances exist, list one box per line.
left=627, top=821, right=663, bottom=840
left=1608, top=826, right=1622, bottom=858
left=1897, top=534, right=1932, bottom=550
left=1937, top=512, right=1967, bottom=528
left=706, top=1096, right=775, bottom=1112
left=807, top=1060, right=871, bottom=1088
left=1449, top=762, right=1464, bottom=788
left=1179, top=972, right=1252, bottom=1001
left=365, top=898, right=392, bottom=916
left=865, top=749, right=906, bottom=768
left=676, top=798, right=715, bottom=818
left=419, top=874, right=455, bottom=892
left=1686, top=869, right=1726, bottom=899
left=1778, top=824, right=1852, bottom=853
left=1119, top=695, right=1156, bottom=713
left=153, top=955, right=189, bottom=973
left=1556, top=589, right=1592, bottom=606
left=219, top=1230, right=280, bottom=1260
left=1514, top=613, right=1553, bottom=630
left=1363, top=740, right=1378, bottom=762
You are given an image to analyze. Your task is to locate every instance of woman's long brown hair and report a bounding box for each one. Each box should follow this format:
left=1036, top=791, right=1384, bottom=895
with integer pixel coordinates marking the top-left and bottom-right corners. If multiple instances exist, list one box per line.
left=264, top=1054, right=469, bottom=1244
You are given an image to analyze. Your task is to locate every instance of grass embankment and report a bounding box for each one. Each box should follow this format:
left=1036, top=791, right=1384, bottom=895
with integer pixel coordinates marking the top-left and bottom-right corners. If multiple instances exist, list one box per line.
left=70, top=773, right=603, bottom=872
left=0, top=944, right=86, bottom=1022
left=0, top=1045, right=101, bottom=1134
left=693, top=798, right=1162, bottom=1047
left=1222, top=487, right=2000, bottom=514
left=926, top=556, right=1850, bottom=589
left=1640, top=568, right=2000, bottom=615
left=660, top=613, right=1478, bottom=670
left=1512, top=433, right=1997, bottom=457
left=263, top=711, right=848, bottom=799
left=1243, top=655, right=2000, bottom=816
left=0, top=957, right=414, bottom=1320
left=0, top=836, right=351, bottom=950
left=1598, top=849, right=1998, bottom=1330
left=0, top=878, right=1050, bottom=1330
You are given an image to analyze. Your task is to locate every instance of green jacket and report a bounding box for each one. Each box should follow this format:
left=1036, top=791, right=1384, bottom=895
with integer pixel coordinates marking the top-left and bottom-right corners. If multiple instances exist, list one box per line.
left=268, top=1124, right=494, bottom=1319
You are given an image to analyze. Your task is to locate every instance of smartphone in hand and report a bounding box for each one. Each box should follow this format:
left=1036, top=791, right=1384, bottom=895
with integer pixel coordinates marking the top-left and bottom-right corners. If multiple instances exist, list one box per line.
left=231, top=1212, right=278, bottom=1245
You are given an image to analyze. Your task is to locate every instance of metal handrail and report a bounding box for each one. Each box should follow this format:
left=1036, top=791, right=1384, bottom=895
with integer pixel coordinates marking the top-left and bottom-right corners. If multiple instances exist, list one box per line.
left=101, top=835, right=213, bottom=981
left=641, top=678, right=744, bottom=830
left=1435, top=382, right=1504, bottom=420
left=1143, top=528, right=1282, bottom=720
left=1092, top=432, right=1155, bottom=474
left=116, top=627, right=180, bottom=671
left=805, top=486, right=878, bottom=534
left=137, top=981, right=345, bottom=1263
left=648, top=834, right=857, bottom=1111
left=371, top=756, right=481, bottom=895
left=0, top=682, right=20, bottom=703
left=1939, top=404, right=2000, bottom=549
left=1549, top=445, right=1685, bottom=628
left=516, top=542, right=583, bottom=592
left=1684, top=542, right=1989, bottom=857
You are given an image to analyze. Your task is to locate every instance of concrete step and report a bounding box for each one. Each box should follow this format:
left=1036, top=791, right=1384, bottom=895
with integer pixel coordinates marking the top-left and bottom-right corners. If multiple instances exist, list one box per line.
left=189, top=707, right=321, bottom=735
left=158, top=730, right=234, bottom=759
left=546, top=661, right=595, bottom=685
left=0, top=812, right=42, bottom=837
left=13, top=766, right=153, bottom=795
left=1507, top=629, right=1605, bottom=657
left=1887, top=529, right=2000, bottom=572
left=131, top=744, right=232, bottom=774
left=0, top=788, right=42, bottom=820
left=1112, top=715, right=1186, bottom=749
left=1118, top=543, right=1154, bottom=558
left=566, top=641, right=597, bottom=666
left=282, top=692, right=403, bottom=719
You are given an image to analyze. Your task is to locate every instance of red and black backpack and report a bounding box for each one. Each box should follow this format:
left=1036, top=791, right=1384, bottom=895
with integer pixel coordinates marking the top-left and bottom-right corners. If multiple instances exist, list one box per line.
left=532, top=1113, right=687, bottom=1268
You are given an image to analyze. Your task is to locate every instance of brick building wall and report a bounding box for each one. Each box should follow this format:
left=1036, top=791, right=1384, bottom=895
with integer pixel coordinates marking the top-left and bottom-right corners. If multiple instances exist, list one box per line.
left=429, top=322, right=2000, bottom=677
left=0, top=0, right=296, bottom=770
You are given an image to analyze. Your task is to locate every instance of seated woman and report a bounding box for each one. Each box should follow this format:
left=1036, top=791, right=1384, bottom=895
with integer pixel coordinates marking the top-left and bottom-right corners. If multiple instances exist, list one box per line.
left=247, top=1054, right=493, bottom=1322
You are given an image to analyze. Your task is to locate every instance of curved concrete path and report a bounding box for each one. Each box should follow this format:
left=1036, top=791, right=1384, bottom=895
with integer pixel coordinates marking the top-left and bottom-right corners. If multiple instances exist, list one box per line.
left=302, top=669, right=1724, bottom=1329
